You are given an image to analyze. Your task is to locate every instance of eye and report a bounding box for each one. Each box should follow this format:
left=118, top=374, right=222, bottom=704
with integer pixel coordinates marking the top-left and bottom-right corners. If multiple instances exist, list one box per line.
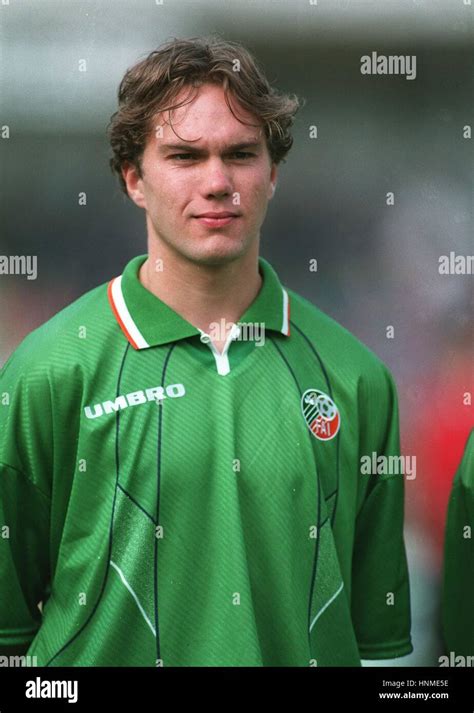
left=168, top=151, right=255, bottom=161
left=230, top=152, right=254, bottom=159
left=170, top=153, right=196, bottom=161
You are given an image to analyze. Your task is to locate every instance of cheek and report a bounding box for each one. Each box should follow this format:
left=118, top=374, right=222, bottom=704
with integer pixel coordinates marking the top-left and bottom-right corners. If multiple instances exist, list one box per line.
left=247, top=179, right=272, bottom=209
left=145, top=174, right=182, bottom=211
left=241, top=171, right=271, bottom=201
left=161, top=173, right=196, bottom=206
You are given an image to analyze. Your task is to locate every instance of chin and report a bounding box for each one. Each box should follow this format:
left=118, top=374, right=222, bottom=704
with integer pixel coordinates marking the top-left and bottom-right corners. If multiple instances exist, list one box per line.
left=189, top=251, right=244, bottom=267
left=182, top=238, right=250, bottom=267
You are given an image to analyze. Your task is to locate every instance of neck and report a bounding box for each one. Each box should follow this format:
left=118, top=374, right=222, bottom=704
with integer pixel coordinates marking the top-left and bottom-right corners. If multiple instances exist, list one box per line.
left=139, top=234, right=262, bottom=353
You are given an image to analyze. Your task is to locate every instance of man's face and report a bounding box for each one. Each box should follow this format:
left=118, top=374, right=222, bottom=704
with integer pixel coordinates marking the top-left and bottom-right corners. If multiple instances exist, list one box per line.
left=122, top=83, right=278, bottom=266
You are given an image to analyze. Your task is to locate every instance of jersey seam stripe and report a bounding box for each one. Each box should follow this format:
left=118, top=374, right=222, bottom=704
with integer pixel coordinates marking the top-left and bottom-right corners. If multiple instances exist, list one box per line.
left=267, top=336, right=321, bottom=658
left=45, top=342, right=131, bottom=666
left=118, top=483, right=157, bottom=525
left=155, top=343, right=177, bottom=666
left=0, top=461, right=51, bottom=502
left=110, top=560, right=156, bottom=637
left=309, top=581, right=344, bottom=634
left=308, top=462, right=323, bottom=651
left=289, top=320, right=341, bottom=526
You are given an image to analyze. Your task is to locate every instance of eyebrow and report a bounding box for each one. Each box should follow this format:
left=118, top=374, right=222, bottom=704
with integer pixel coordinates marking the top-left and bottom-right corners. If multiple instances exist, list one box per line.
left=159, top=140, right=263, bottom=153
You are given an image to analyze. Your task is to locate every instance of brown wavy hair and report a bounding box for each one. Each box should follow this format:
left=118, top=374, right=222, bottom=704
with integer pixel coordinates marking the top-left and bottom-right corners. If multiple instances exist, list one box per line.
left=107, top=35, right=303, bottom=197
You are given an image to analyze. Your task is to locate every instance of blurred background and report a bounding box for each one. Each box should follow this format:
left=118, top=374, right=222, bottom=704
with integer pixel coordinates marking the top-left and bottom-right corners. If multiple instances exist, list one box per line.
left=0, top=0, right=472, bottom=666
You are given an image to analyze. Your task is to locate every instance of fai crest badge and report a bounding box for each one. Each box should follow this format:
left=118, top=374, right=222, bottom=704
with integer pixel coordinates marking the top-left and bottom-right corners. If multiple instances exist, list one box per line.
left=301, top=389, right=341, bottom=441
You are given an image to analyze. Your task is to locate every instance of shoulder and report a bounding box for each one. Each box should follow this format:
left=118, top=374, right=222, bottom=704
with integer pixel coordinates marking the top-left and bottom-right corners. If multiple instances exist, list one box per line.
left=0, top=279, right=115, bottom=383
left=287, top=288, right=395, bottom=389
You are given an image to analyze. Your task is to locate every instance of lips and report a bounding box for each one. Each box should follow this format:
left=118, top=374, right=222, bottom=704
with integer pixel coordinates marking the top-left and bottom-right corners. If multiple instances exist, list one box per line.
left=194, top=212, right=240, bottom=228
left=194, top=212, right=239, bottom=218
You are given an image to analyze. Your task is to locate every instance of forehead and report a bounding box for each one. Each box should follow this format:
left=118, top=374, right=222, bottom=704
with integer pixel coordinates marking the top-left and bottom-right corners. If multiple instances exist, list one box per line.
left=153, top=82, right=265, bottom=146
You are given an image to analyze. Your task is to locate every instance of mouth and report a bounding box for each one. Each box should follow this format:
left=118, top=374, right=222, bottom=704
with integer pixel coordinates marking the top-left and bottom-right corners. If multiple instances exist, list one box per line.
left=193, top=212, right=240, bottom=228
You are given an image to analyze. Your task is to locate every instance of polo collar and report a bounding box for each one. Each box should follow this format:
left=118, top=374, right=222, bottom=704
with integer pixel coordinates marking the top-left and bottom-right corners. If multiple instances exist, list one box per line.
left=108, top=254, right=290, bottom=350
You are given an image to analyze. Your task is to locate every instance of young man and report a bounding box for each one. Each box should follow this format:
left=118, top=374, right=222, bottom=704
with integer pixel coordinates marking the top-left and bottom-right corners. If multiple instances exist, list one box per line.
left=0, top=36, right=412, bottom=666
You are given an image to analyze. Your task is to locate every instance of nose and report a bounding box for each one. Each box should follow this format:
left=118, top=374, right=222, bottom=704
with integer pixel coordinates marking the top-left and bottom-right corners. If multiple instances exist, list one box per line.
left=201, top=158, right=233, bottom=198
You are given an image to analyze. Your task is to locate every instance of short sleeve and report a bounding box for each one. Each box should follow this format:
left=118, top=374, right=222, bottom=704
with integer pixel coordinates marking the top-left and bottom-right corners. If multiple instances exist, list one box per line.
left=351, top=365, right=413, bottom=659
left=442, top=429, right=474, bottom=657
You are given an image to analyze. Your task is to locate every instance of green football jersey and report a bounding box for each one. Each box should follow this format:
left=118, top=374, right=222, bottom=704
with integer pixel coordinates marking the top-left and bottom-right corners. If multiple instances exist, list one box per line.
left=0, top=254, right=412, bottom=666
left=442, top=428, right=474, bottom=658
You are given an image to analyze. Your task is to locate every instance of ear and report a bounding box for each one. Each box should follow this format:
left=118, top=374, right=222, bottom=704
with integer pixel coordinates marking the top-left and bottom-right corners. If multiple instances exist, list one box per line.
left=268, top=163, right=278, bottom=200
left=121, top=162, right=147, bottom=209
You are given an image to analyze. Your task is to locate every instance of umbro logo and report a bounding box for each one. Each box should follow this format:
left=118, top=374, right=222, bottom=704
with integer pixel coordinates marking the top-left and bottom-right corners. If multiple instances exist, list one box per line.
left=84, top=383, right=185, bottom=419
